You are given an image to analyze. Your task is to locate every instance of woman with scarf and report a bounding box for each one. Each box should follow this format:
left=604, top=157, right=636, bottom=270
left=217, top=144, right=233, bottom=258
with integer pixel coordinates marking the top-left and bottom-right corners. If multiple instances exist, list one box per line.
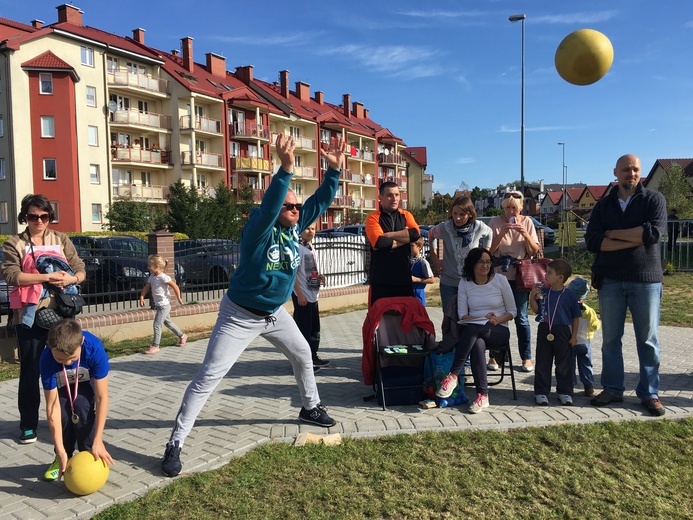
left=429, top=196, right=493, bottom=314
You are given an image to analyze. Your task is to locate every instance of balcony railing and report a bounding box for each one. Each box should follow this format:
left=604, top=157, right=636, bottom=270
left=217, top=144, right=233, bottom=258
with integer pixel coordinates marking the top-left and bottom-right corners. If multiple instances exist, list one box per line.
left=270, top=132, right=315, bottom=150
left=112, top=147, right=170, bottom=165
left=350, top=173, right=375, bottom=185
left=362, top=198, right=376, bottom=209
left=378, top=153, right=407, bottom=167
left=181, top=151, right=224, bottom=168
left=111, top=109, right=171, bottom=130
left=332, top=195, right=353, bottom=207
left=293, top=166, right=318, bottom=179
left=180, top=115, right=222, bottom=134
left=112, top=184, right=170, bottom=201
left=232, top=121, right=270, bottom=140
left=107, top=70, right=168, bottom=94
left=230, top=156, right=272, bottom=173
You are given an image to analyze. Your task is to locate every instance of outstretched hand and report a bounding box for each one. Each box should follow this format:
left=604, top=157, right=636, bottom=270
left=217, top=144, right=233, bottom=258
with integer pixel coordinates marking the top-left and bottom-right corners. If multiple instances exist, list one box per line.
left=276, top=133, right=296, bottom=172
left=320, top=136, right=347, bottom=171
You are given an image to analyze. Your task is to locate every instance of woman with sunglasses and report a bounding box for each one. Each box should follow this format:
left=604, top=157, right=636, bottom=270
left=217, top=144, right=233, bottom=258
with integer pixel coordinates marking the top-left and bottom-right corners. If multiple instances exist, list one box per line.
left=1, top=194, right=85, bottom=444
left=488, top=190, right=540, bottom=373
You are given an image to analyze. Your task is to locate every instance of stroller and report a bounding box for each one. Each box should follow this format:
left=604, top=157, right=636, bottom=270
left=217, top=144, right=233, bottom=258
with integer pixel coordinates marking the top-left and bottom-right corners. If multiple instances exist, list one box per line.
left=361, top=297, right=436, bottom=410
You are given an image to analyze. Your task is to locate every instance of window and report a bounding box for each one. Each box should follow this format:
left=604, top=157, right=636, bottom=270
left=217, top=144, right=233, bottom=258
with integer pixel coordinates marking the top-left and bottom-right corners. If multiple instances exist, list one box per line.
left=112, top=168, right=132, bottom=185
left=140, top=171, right=151, bottom=186
left=88, top=126, right=98, bottom=146
left=294, top=155, right=302, bottom=168
left=40, top=73, right=53, bottom=94
left=248, top=144, right=258, bottom=158
left=137, top=100, right=148, bottom=113
left=41, top=116, right=55, bottom=138
left=197, top=174, right=207, bottom=189
left=50, top=202, right=59, bottom=223
left=89, top=164, right=100, bottom=184
left=107, top=56, right=118, bottom=73
left=43, top=158, right=57, bottom=179
left=0, top=158, right=5, bottom=180
left=86, top=86, right=96, bottom=107
left=290, top=126, right=301, bottom=139
left=291, top=182, right=302, bottom=196
left=109, top=94, right=130, bottom=111
left=81, top=46, right=94, bottom=67
left=126, top=62, right=145, bottom=75
left=0, top=201, right=7, bottom=223
left=0, top=115, right=4, bottom=137
left=230, top=142, right=240, bottom=157
left=91, top=204, right=102, bottom=223
left=320, top=129, right=330, bottom=143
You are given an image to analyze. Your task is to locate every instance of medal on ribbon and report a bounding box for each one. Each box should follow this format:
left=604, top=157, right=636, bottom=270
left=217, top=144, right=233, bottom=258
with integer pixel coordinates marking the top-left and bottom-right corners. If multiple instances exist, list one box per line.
left=62, top=359, right=80, bottom=426
left=545, top=288, right=565, bottom=342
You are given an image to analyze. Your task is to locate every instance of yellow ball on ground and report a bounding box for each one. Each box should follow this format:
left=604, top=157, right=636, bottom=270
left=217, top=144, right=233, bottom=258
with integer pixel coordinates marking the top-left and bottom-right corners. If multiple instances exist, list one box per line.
left=555, top=29, right=614, bottom=86
left=63, top=451, right=110, bottom=496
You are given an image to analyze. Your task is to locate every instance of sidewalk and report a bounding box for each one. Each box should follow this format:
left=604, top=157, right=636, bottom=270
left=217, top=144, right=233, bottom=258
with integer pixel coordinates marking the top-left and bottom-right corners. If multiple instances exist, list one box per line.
left=1, top=307, right=691, bottom=519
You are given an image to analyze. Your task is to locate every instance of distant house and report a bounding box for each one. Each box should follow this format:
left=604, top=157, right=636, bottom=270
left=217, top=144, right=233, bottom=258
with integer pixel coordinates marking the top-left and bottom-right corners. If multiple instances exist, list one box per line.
left=540, top=191, right=563, bottom=217
left=642, top=159, right=693, bottom=191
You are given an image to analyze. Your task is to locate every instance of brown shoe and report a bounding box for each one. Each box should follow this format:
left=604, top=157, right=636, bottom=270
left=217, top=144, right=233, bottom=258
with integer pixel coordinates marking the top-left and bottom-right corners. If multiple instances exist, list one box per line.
left=584, top=385, right=595, bottom=397
left=590, top=390, right=623, bottom=406
left=642, top=398, right=665, bottom=416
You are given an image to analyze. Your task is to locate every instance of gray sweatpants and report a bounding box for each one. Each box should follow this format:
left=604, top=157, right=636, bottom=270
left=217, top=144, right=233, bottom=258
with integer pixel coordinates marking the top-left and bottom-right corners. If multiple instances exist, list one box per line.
left=169, top=296, right=320, bottom=446
left=152, top=304, right=184, bottom=346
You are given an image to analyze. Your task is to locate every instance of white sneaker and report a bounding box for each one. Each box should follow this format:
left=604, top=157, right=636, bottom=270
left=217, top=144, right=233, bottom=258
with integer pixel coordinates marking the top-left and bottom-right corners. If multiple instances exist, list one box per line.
left=487, top=359, right=500, bottom=371
left=468, top=394, right=489, bottom=414
left=535, top=394, right=549, bottom=406
left=558, top=394, right=573, bottom=406
left=435, top=374, right=458, bottom=398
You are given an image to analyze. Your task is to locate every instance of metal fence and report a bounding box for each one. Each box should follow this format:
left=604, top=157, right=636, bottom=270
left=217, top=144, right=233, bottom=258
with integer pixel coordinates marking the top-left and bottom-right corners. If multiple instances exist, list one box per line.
left=662, top=219, right=693, bottom=272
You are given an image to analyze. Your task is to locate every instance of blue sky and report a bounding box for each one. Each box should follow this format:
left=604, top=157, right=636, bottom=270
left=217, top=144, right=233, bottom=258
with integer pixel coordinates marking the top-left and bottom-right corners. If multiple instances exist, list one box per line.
left=4, top=1, right=693, bottom=194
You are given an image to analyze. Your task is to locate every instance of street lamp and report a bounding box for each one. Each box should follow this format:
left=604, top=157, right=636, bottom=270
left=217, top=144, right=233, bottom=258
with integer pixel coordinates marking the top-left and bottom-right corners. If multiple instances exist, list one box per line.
left=558, top=141, right=566, bottom=256
left=509, top=13, right=526, bottom=202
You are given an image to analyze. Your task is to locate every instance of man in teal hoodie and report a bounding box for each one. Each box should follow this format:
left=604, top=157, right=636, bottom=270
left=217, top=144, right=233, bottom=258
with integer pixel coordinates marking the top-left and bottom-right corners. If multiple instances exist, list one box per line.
left=162, top=134, right=346, bottom=477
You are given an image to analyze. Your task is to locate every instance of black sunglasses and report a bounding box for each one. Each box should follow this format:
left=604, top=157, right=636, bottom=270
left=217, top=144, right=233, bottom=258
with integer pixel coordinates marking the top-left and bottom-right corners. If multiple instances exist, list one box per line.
left=503, top=193, right=522, bottom=199
left=26, top=213, right=51, bottom=223
left=282, top=203, right=302, bottom=211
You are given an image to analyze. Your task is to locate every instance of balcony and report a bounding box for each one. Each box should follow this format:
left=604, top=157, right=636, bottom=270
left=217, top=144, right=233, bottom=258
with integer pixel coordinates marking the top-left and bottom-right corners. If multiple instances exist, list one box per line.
left=340, top=169, right=353, bottom=181
left=361, top=198, right=376, bottom=209
left=293, top=166, right=318, bottom=179
left=107, top=70, right=168, bottom=96
left=350, top=173, right=375, bottom=185
left=230, top=156, right=272, bottom=173
left=270, top=132, right=316, bottom=151
left=180, top=115, right=222, bottom=134
left=378, top=153, right=407, bottom=168
left=112, top=146, right=171, bottom=166
left=232, top=121, right=270, bottom=141
left=112, top=184, right=169, bottom=202
left=181, top=151, right=224, bottom=169
left=111, top=108, right=171, bottom=130
left=332, top=195, right=353, bottom=207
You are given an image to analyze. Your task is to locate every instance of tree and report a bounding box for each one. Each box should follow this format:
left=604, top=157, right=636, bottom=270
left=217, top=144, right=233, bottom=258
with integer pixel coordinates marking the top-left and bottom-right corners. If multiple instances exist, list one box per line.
left=658, top=163, right=693, bottom=218
left=470, top=186, right=483, bottom=203
left=103, top=198, right=153, bottom=232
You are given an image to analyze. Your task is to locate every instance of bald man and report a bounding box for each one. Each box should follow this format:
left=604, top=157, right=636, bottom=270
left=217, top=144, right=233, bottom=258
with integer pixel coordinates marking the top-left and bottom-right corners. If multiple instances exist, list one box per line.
left=584, top=154, right=667, bottom=416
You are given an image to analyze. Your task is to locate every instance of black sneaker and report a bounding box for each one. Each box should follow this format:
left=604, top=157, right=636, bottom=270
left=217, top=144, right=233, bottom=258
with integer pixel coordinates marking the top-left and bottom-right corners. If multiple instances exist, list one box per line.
left=20, top=429, right=37, bottom=444
left=161, top=441, right=182, bottom=477
left=299, top=406, right=336, bottom=427
left=642, top=398, right=666, bottom=417
left=312, top=356, right=330, bottom=367
left=591, top=390, right=624, bottom=407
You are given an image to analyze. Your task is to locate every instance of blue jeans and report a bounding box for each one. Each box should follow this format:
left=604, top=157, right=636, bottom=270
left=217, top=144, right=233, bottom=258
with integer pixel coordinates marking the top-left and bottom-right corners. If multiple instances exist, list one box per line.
left=439, top=283, right=458, bottom=316
left=511, top=284, right=532, bottom=362
left=598, top=279, right=661, bottom=400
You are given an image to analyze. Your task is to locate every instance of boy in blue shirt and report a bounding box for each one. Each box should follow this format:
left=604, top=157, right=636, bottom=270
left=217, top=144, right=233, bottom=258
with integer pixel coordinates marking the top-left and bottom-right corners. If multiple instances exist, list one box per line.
left=40, top=319, right=114, bottom=481
left=410, top=237, right=435, bottom=306
left=530, top=259, right=582, bottom=406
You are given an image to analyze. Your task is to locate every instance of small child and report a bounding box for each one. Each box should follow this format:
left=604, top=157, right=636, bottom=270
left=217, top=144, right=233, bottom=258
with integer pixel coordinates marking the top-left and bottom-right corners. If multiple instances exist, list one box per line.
left=410, top=237, right=435, bottom=306
left=39, top=319, right=114, bottom=481
left=292, top=222, right=328, bottom=370
left=530, top=259, right=582, bottom=406
left=139, top=254, right=187, bottom=355
left=567, top=277, right=601, bottom=397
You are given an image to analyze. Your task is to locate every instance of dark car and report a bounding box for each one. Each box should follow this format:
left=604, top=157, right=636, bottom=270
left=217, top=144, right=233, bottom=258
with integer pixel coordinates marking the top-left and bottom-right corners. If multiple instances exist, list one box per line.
left=174, top=239, right=239, bottom=286
left=315, top=227, right=349, bottom=238
left=336, top=225, right=367, bottom=236
left=0, top=275, right=12, bottom=316
left=71, top=235, right=184, bottom=299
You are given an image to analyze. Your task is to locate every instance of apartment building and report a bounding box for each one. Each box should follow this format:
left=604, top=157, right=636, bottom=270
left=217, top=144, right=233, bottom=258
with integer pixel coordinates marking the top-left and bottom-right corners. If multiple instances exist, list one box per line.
left=0, top=4, right=419, bottom=234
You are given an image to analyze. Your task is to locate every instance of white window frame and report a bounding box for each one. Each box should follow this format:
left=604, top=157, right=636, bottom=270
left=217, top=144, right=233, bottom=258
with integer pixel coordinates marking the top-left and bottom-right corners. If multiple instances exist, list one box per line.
left=320, top=129, right=330, bottom=143
left=41, top=116, right=55, bottom=138
left=230, top=142, right=240, bottom=157
left=91, top=203, right=102, bottom=224
left=0, top=201, right=8, bottom=223
left=50, top=202, right=59, bottom=223
left=248, top=144, right=259, bottom=158
left=140, top=171, right=151, bottom=186
left=81, top=46, right=94, bottom=67
left=43, top=158, right=57, bottom=180
left=39, top=73, right=53, bottom=94
left=87, top=126, right=99, bottom=146
left=289, top=126, right=301, bottom=139
left=0, top=158, right=5, bottom=180
left=89, top=164, right=100, bottom=184
left=107, top=56, right=118, bottom=73
left=86, top=86, right=96, bottom=107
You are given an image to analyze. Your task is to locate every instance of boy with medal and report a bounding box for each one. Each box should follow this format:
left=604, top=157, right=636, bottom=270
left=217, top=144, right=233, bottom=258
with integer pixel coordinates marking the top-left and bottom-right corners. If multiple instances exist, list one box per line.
left=39, top=319, right=114, bottom=481
left=530, top=259, right=581, bottom=406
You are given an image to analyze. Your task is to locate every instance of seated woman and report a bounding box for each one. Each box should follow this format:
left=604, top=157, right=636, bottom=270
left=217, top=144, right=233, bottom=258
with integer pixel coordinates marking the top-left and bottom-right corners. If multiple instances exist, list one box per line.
left=436, top=247, right=517, bottom=414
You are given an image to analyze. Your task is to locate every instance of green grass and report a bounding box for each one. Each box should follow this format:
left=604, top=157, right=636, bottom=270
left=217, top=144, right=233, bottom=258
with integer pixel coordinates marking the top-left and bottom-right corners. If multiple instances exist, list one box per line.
left=94, top=419, right=693, bottom=519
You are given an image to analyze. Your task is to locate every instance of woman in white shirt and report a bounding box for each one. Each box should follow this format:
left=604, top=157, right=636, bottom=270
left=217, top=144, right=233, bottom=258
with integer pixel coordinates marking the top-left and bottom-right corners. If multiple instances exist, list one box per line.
left=436, top=247, right=517, bottom=414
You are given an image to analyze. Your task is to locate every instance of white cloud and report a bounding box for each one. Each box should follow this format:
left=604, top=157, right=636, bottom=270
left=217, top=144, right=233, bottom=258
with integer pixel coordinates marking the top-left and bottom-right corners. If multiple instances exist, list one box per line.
left=396, top=10, right=485, bottom=19
left=210, top=33, right=314, bottom=46
left=683, top=21, right=693, bottom=28
left=456, top=157, right=476, bottom=165
left=533, top=11, right=619, bottom=24
left=500, top=125, right=583, bottom=133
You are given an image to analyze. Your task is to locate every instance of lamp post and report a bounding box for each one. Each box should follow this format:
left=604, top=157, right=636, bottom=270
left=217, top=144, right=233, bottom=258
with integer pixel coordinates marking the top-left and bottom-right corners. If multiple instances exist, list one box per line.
left=509, top=13, right=526, bottom=203
left=558, top=141, right=566, bottom=256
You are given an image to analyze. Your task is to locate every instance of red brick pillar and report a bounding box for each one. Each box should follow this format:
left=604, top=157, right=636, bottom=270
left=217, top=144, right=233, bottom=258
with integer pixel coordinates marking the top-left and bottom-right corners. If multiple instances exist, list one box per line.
left=148, top=230, right=175, bottom=276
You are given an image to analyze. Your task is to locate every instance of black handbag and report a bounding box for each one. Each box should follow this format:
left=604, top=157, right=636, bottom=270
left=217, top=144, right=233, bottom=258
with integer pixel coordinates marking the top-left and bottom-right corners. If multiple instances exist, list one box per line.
left=48, top=285, right=85, bottom=318
left=35, top=307, right=63, bottom=329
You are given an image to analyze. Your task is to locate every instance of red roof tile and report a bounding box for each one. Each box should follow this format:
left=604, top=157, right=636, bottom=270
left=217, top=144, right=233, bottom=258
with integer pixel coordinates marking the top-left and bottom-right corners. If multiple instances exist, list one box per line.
left=21, top=50, right=73, bottom=70
left=403, top=147, right=427, bottom=167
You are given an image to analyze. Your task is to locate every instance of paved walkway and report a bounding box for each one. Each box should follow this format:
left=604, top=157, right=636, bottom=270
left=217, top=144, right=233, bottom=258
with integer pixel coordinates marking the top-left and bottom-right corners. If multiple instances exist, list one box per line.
left=1, top=307, right=691, bottom=519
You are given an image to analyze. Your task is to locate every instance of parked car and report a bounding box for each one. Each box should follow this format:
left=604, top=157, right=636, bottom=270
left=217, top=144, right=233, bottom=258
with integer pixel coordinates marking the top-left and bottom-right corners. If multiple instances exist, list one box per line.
left=478, top=216, right=555, bottom=245
left=418, top=225, right=433, bottom=238
left=315, top=227, right=349, bottom=238
left=0, top=275, right=12, bottom=316
left=71, top=235, right=184, bottom=299
left=336, top=225, right=367, bottom=236
left=174, top=239, right=239, bottom=286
